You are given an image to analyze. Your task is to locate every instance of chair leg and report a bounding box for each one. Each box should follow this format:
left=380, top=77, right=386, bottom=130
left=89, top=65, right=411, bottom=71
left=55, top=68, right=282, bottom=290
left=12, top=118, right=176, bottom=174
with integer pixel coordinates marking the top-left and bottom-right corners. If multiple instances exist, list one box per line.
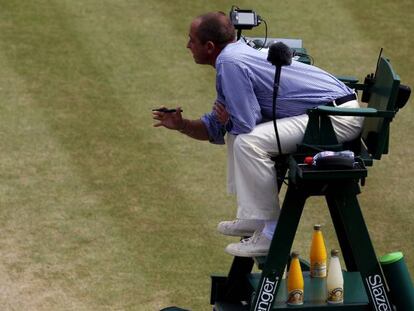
left=326, top=194, right=358, bottom=271
left=328, top=189, right=393, bottom=310
left=224, top=256, right=255, bottom=302
left=250, top=184, right=307, bottom=311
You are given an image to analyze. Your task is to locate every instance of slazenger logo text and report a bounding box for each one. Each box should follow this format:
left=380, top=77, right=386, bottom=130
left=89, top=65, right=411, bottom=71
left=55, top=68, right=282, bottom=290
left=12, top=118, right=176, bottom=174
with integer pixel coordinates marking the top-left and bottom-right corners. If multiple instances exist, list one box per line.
left=254, top=277, right=279, bottom=311
left=366, top=275, right=392, bottom=311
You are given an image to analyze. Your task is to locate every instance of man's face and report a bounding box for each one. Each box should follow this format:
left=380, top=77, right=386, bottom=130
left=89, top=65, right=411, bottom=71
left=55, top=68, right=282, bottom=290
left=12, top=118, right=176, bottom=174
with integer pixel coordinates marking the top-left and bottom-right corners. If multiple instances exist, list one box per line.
left=186, top=20, right=211, bottom=65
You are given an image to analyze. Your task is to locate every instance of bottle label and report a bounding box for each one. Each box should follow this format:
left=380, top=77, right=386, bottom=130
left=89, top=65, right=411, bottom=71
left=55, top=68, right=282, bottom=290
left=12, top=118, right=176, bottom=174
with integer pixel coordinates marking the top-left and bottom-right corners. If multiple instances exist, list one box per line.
left=311, top=262, right=327, bottom=277
left=327, top=287, right=344, bottom=303
left=287, top=289, right=304, bottom=305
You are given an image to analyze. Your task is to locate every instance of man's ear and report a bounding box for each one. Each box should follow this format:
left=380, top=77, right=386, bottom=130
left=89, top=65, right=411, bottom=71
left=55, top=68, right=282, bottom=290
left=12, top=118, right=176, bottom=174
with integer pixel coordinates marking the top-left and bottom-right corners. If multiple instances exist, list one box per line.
left=206, top=41, right=216, bottom=54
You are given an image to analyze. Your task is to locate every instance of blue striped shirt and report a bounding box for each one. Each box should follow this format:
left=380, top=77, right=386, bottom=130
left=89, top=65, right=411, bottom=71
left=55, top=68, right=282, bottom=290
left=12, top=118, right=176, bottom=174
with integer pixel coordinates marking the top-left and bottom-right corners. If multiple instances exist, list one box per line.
left=201, top=40, right=353, bottom=144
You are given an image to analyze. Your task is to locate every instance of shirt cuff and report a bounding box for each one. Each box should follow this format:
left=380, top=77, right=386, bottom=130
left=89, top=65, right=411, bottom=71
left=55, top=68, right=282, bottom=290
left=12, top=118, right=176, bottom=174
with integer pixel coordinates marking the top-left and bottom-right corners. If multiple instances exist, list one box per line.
left=201, top=114, right=226, bottom=145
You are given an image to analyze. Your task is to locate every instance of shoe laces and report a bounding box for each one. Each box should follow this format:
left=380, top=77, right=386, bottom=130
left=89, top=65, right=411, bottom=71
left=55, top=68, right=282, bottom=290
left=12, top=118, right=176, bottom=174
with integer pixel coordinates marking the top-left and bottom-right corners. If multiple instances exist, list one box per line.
left=240, top=230, right=261, bottom=244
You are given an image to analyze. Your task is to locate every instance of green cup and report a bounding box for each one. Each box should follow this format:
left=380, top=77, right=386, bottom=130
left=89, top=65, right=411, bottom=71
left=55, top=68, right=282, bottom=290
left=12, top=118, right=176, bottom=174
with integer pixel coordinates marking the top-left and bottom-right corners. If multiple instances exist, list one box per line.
left=379, top=252, right=414, bottom=311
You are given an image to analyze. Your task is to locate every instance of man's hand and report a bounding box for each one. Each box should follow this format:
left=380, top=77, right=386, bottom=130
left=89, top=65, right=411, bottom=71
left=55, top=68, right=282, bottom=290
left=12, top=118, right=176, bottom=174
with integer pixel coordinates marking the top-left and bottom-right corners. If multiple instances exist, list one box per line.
left=152, top=106, right=185, bottom=130
left=213, top=101, right=230, bottom=125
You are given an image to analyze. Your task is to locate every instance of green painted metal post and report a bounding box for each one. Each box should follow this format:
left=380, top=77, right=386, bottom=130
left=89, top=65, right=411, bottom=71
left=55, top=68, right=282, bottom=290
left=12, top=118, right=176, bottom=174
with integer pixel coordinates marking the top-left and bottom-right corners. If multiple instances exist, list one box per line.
left=325, top=180, right=393, bottom=311
left=250, top=183, right=307, bottom=311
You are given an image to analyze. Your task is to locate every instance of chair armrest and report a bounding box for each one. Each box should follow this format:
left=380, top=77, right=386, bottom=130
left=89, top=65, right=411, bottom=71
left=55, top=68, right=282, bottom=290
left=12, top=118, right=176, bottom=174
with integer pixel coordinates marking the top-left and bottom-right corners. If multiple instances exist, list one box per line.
left=335, top=76, right=369, bottom=92
left=336, top=75, right=359, bottom=84
left=313, top=105, right=396, bottom=118
left=334, top=75, right=370, bottom=91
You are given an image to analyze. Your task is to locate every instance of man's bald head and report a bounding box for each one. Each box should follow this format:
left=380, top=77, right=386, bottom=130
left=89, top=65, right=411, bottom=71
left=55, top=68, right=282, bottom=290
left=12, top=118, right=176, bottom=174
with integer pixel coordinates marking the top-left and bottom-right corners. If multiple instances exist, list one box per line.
left=193, top=12, right=236, bottom=48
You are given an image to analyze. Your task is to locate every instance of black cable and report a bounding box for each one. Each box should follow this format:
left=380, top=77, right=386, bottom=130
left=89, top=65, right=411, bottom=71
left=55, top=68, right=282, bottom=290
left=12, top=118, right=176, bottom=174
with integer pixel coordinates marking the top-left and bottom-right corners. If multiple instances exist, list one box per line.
left=305, top=54, right=314, bottom=65
left=258, top=18, right=268, bottom=50
left=268, top=43, right=294, bottom=186
left=272, top=67, right=283, bottom=156
left=271, top=81, right=287, bottom=185
left=294, top=51, right=314, bottom=65
left=236, top=29, right=242, bottom=40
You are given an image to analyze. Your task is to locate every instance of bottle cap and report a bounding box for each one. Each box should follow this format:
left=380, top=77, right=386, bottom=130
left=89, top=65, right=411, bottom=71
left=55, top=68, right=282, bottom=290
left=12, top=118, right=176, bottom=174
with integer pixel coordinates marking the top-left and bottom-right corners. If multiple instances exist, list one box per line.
left=379, top=251, right=404, bottom=265
left=331, top=249, right=340, bottom=257
left=291, top=251, right=299, bottom=258
left=313, top=224, right=322, bottom=230
left=304, top=156, right=313, bottom=165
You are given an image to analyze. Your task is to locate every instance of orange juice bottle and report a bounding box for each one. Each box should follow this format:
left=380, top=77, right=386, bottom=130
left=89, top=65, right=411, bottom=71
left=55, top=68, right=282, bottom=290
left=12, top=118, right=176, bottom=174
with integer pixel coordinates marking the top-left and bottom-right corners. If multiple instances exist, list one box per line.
left=310, top=224, right=327, bottom=278
left=287, top=252, right=304, bottom=305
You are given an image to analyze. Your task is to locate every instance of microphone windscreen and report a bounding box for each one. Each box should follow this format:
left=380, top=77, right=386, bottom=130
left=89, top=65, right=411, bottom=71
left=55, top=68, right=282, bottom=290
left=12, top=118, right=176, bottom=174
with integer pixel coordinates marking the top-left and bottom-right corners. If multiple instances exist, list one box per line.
left=267, top=42, right=293, bottom=67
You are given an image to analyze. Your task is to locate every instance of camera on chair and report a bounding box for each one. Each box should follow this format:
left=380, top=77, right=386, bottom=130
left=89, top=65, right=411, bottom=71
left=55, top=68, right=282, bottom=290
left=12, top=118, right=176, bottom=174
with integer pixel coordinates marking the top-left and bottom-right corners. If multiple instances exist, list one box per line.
left=229, top=8, right=260, bottom=29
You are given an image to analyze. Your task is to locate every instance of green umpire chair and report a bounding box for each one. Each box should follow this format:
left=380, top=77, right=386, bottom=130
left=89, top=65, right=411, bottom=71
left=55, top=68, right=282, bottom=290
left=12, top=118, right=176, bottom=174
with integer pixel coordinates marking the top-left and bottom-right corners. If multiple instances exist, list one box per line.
left=211, top=55, right=411, bottom=311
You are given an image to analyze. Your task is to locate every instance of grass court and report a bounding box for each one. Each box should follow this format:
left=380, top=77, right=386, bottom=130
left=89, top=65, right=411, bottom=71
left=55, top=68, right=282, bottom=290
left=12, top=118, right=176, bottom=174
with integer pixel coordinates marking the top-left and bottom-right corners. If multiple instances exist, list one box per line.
left=0, top=1, right=413, bottom=310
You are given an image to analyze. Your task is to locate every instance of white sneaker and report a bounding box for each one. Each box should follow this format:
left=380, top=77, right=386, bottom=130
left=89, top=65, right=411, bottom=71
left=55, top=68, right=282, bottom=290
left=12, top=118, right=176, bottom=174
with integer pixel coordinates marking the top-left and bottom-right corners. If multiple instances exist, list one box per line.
left=217, top=219, right=264, bottom=237
left=225, top=230, right=271, bottom=257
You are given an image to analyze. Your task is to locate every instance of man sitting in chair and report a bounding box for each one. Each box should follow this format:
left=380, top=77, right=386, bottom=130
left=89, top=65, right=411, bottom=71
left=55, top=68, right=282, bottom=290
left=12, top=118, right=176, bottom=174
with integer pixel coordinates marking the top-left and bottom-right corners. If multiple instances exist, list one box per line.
left=152, top=11, right=363, bottom=257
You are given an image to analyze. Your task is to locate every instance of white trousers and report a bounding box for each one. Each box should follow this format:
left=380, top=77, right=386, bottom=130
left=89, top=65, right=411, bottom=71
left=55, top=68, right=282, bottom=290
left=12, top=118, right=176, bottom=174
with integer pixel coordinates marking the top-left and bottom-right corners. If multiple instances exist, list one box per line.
left=226, top=100, right=364, bottom=221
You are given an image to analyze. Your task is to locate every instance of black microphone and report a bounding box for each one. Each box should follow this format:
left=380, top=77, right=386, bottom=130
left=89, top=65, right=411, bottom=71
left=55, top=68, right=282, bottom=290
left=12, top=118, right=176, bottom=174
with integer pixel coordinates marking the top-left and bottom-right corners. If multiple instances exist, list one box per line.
left=267, top=42, right=292, bottom=157
left=267, top=42, right=293, bottom=67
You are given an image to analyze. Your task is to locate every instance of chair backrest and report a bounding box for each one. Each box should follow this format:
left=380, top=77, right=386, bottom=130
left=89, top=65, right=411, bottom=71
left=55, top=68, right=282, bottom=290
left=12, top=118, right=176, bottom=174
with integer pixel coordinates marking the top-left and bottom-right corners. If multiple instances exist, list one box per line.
left=298, top=55, right=408, bottom=167
left=361, top=56, right=401, bottom=161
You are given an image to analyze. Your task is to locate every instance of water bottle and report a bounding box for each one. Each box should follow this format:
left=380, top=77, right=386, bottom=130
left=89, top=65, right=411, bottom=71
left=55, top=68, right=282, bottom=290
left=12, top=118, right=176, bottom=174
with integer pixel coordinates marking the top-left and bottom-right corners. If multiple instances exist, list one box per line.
left=326, top=249, right=344, bottom=304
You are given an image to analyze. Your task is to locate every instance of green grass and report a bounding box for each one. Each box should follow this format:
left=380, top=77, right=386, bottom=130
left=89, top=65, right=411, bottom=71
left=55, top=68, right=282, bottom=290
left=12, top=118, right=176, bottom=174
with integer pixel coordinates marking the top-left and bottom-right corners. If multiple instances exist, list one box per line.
left=0, top=0, right=413, bottom=310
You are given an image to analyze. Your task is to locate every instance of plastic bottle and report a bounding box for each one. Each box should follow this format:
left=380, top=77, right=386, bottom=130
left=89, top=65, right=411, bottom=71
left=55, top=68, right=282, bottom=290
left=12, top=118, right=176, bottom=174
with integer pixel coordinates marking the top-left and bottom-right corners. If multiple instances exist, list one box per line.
left=287, top=252, right=304, bottom=305
left=326, top=249, right=344, bottom=304
left=310, top=224, right=327, bottom=278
